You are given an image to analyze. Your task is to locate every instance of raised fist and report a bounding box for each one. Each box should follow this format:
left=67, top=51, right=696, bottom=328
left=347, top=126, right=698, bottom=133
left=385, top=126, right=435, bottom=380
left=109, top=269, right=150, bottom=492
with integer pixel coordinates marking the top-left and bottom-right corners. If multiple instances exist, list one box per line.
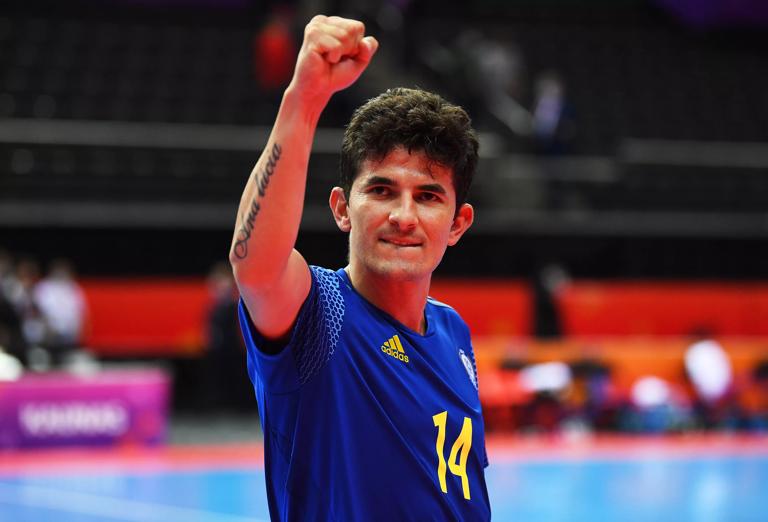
left=289, top=15, right=378, bottom=105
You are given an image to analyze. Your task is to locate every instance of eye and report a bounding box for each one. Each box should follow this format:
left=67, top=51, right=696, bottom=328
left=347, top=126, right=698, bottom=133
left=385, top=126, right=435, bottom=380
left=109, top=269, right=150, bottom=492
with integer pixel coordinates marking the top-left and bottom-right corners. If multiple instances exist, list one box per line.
left=417, top=192, right=441, bottom=203
left=369, top=186, right=391, bottom=196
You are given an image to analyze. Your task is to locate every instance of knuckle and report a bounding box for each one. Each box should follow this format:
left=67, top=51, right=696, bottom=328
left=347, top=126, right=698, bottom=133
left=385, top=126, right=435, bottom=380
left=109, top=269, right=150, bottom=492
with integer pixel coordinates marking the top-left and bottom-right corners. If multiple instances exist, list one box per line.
left=306, top=26, right=322, bottom=40
left=305, top=16, right=324, bottom=35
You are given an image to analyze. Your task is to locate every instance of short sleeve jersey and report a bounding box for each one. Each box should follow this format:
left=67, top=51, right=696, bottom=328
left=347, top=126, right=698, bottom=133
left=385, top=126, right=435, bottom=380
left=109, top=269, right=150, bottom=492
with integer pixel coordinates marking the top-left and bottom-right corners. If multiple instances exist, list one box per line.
left=238, top=266, right=491, bottom=522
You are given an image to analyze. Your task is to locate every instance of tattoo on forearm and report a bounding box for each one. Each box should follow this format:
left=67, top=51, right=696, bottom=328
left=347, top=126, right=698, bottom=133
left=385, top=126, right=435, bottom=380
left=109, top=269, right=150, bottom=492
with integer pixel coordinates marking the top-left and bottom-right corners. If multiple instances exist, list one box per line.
left=233, top=142, right=283, bottom=259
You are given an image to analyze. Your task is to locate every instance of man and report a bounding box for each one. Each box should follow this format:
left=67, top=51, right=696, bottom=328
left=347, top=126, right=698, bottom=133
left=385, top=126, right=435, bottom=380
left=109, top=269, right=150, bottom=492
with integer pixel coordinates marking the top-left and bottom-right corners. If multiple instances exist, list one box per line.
left=230, top=15, right=491, bottom=521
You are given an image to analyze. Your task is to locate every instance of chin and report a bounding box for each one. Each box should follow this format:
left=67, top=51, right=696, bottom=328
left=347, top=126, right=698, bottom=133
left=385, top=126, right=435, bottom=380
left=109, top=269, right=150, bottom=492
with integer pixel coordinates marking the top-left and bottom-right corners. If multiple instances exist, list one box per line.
left=368, top=257, right=435, bottom=282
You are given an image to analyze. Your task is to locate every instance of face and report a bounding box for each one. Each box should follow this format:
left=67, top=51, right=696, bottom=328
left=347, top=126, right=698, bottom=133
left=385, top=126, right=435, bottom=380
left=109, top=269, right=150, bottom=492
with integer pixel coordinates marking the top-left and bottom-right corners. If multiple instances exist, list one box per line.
left=330, top=147, right=473, bottom=283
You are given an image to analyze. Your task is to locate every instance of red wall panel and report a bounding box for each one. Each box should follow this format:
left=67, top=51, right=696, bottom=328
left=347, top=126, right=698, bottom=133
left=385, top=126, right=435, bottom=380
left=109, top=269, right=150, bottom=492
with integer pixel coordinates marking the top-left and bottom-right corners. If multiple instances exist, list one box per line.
left=82, top=279, right=211, bottom=356
left=78, top=278, right=768, bottom=356
left=79, top=278, right=531, bottom=355
left=429, top=280, right=531, bottom=337
left=559, top=282, right=768, bottom=336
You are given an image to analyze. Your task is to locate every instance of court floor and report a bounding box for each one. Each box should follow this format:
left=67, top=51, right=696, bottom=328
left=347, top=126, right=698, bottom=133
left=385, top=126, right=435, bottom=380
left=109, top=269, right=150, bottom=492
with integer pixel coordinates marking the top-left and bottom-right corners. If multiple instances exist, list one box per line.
left=1, top=435, right=767, bottom=521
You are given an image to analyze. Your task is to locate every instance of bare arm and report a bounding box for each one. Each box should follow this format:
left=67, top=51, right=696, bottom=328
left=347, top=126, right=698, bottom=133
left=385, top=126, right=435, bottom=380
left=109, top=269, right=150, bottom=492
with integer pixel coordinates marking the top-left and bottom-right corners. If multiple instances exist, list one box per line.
left=229, top=15, right=377, bottom=340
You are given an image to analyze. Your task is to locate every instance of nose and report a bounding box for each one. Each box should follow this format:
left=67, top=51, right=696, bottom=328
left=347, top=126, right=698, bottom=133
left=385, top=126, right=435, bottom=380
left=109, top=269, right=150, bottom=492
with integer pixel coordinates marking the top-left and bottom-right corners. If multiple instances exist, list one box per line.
left=388, top=195, right=418, bottom=231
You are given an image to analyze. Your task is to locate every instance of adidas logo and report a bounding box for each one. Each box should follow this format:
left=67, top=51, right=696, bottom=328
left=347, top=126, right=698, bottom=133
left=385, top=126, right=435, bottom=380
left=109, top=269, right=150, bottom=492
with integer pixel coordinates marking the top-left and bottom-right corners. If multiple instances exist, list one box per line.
left=381, top=334, right=409, bottom=364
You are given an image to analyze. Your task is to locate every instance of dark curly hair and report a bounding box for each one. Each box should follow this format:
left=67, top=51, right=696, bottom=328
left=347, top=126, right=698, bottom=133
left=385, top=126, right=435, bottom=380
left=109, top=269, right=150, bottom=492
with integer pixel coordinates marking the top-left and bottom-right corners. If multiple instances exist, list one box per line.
left=340, top=88, right=479, bottom=210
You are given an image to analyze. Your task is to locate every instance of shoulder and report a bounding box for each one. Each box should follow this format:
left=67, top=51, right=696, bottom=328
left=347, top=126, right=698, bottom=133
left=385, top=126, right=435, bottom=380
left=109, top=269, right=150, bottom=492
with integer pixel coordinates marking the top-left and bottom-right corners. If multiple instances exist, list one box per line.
left=426, top=296, right=470, bottom=334
left=427, top=296, right=479, bottom=389
left=307, top=265, right=346, bottom=317
left=426, top=296, right=462, bottom=321
left=309, top=265, right=341, bottom=284
left=308, top=266, right=346, bottom=303
left=309, top=265, right=343, bottom=300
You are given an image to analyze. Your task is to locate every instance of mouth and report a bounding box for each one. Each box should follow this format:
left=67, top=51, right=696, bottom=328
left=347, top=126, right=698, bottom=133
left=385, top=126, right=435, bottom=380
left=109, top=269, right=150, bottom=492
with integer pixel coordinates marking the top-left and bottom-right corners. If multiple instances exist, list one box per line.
left=380, top=238, right=423, bottom=248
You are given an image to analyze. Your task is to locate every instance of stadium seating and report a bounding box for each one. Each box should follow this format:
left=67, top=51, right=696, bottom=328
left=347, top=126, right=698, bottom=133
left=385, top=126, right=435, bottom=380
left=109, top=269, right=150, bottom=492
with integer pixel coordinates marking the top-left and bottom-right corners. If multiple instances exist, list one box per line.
left=2, top=5, right=767, bottom=215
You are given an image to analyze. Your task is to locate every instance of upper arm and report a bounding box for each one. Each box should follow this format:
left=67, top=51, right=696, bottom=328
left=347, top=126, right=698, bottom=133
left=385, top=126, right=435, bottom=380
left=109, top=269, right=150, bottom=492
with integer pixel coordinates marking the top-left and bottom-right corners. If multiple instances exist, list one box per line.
left=235, top=249, right=312, bottom=341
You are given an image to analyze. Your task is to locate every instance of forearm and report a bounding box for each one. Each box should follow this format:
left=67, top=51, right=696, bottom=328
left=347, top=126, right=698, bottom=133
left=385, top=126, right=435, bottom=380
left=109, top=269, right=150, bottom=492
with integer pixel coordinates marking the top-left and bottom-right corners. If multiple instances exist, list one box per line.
left=228, top=86, right=329, bottom=289
left=228, top=14, right=376, bottom=319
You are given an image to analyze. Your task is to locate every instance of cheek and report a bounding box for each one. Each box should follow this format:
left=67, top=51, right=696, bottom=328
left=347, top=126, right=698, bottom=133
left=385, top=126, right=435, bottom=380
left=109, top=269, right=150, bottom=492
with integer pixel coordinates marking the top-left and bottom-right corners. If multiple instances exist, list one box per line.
left=426, top=212, right=456, bottom=238
left=351, top=203, right=386, bottom=231
left=348, top=219, right=373, bottom=251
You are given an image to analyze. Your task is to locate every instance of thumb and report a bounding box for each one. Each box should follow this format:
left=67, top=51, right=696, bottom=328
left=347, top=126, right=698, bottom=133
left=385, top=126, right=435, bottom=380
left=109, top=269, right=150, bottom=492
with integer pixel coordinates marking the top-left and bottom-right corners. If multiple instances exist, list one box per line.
left=354, top=36, right=379, bottom=66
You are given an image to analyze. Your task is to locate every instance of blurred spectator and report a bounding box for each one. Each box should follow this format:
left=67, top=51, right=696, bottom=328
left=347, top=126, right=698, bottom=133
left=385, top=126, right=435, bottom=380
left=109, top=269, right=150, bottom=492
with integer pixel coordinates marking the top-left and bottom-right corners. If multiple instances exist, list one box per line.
left=461, top=31, right=531, bottom=137
left=419, top=30, right=531, bottom=138
left=622, top=376, right=694, bottom=432
left=531, top=71, right=574, bottom=155
left=6, top=259, right=47, bottom=353
left=518, top=361, right=572, bottom=432
left=253, top=7, right=298, bottom=94
left=685, top=337, right=732, bottom=402
left=0, top=291, right=27, bottom=367
left=684, top=336, right=744, bottom=429
left=0, top=250, right=15, bottom=296
left=0, top=251, right=29, bottom=366
left=568, top=359, right=621, bottom=431
left=33, top=259, right=88, bottom=366
left=741, top=361, right=768, bottom=431
left=532, top=262, right=569, bottom=339
left=203, top=262, right=255, bottom=412
left=479, top=358, right=530, bottom=432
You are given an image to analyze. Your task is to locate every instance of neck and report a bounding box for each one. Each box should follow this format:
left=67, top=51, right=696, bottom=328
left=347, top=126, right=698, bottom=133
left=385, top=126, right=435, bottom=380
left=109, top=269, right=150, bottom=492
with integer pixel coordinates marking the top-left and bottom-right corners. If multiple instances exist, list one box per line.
left=345, top=264, right=431, bottom=334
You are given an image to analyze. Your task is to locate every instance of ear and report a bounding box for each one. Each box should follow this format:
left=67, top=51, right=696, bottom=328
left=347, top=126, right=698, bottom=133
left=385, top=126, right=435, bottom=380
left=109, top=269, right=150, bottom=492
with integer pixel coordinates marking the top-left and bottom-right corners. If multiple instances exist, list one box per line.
left=447, top=203, right=474, bottom=246
left=329, top=186, right=351, bottom=232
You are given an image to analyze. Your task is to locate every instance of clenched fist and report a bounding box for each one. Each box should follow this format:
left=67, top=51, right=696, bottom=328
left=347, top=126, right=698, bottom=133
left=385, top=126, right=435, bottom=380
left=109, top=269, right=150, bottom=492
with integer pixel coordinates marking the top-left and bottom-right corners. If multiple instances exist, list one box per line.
left=288, top=15, right=378, bottom=107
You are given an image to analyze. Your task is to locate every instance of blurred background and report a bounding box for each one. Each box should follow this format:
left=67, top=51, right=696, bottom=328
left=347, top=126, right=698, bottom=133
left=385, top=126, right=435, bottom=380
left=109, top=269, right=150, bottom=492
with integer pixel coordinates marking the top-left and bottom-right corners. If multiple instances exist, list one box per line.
left=1, top=0, right=768, bottom=519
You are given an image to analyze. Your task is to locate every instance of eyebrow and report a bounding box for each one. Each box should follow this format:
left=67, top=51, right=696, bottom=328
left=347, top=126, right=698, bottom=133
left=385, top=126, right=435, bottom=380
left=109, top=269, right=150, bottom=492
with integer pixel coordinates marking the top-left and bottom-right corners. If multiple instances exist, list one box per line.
left=418, top=183, right=447, bottom=195
left=362, top=176, right=447, bottom=195
left=362, top=176, right=394, bottom=187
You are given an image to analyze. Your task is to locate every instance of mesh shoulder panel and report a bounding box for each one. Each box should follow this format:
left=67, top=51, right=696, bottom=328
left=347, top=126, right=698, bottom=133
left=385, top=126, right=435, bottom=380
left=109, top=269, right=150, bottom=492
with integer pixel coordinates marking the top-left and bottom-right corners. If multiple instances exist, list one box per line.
left=292, top=266, right=345, bottom=385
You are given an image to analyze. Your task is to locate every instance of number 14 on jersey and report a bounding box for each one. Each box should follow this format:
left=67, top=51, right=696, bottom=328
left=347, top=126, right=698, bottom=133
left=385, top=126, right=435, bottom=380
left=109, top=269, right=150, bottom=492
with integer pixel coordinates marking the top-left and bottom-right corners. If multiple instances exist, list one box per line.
left=432, top=411, right=473, bottom=500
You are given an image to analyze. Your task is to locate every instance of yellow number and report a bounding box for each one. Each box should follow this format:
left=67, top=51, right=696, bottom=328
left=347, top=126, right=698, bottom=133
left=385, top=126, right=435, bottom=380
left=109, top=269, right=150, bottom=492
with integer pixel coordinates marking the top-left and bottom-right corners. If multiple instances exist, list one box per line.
left=448, top=416, right=473, bottom=499
left=432, top=411, right=473, bottom=500
left=433, top=411, right=449, bottom=494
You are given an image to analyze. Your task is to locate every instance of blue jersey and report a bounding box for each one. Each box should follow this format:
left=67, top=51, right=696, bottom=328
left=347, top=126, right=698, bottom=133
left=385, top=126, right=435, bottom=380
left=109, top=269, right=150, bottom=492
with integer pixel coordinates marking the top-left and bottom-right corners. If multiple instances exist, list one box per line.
left=238, top=266, right=491, bottom=521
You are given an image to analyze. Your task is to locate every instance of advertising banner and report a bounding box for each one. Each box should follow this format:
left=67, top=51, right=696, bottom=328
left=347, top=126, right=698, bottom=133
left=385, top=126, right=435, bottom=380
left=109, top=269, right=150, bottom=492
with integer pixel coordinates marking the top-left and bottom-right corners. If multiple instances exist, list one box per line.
left=0, top=369, right=170, bottom=449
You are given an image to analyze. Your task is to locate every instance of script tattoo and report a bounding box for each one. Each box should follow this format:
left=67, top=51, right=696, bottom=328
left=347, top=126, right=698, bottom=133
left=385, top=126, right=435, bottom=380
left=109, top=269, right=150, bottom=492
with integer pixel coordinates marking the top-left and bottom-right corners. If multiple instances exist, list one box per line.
left=233, top=142, right=283, bottom=259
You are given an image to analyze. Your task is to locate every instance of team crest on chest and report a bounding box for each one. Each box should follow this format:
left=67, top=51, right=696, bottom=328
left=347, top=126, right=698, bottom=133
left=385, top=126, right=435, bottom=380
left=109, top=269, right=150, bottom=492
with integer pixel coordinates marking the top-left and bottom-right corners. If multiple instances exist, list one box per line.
left=459, top=349, right=478, bottom=390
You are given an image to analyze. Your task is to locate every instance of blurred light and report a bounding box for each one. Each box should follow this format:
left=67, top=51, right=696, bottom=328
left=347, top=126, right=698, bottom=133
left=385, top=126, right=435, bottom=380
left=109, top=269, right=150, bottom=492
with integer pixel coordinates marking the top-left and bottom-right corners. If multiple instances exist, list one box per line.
left=685, top=339, right=732, bottom=402
left=0, top=351, right=23, bottom=381
left=631, top=376, right=671, bottom=408
left=519, top=362, right=572, bottom=393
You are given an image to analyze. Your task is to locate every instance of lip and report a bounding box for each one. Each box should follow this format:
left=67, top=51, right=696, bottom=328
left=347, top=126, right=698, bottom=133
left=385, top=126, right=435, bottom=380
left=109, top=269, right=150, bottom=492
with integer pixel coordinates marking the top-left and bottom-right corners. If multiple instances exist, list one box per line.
left=380, top=238, right=423, bottom=247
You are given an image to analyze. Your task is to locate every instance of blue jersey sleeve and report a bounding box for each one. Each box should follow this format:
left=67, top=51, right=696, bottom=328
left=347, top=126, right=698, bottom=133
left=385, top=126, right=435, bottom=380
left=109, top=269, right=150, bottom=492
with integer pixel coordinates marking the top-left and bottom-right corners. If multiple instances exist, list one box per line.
left=237, top=266, right=345, bottom=394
